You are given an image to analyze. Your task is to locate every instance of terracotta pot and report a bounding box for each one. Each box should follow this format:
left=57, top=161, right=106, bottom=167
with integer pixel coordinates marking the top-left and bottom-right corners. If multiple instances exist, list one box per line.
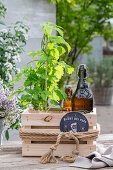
left=91, top=87, right=113, bottom=105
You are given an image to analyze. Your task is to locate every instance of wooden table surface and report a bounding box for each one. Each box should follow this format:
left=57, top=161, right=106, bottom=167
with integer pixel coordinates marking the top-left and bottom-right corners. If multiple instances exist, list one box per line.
left=1, top=135, right=113, bottom=170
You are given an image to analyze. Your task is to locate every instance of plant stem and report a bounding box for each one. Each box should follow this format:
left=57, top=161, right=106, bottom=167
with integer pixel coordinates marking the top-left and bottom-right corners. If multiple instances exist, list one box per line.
left=45, top=36, right=47, bottom=111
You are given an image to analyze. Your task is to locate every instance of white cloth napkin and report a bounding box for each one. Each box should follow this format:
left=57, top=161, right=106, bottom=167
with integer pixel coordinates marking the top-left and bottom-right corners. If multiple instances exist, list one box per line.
left=70, top=146, right=113, bottom=169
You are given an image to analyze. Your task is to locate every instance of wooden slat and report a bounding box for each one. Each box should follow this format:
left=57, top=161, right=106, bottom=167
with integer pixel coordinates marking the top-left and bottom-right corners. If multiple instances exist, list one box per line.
left=22, top=143, right=96, bottom=157
left=87, top=140, right=94, bottom=144
left=21, top=127, right=97, bottom=136
left=23, top=140, right=31, bottom=144
left=22, top=136, right=97, bottom=142
left=22, top=109, right=96, bottom=127
left=25, top=126, right=31, bottom=129
left=24, top=125, right=95, bottom=130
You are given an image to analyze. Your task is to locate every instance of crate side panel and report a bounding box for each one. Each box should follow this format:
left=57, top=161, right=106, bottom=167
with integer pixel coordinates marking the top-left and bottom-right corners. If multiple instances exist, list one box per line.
left=22, top=143, right=96, bottom=157
left=22, top=112, right=96, bottom=127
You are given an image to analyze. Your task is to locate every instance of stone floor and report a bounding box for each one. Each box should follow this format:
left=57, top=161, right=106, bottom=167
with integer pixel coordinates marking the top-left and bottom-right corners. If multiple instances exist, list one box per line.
left=1, top=134, right=113, bottom=170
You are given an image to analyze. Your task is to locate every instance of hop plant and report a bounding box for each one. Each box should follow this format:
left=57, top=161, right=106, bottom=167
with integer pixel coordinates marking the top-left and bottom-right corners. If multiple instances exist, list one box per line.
left=10, top=22, right=74, bottom=111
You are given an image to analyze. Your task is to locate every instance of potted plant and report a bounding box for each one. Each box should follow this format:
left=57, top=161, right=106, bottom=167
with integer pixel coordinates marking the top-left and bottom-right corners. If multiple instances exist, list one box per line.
left=10, top=22, right=74, bottom=111
left=87, top=58, right=113, bottom=105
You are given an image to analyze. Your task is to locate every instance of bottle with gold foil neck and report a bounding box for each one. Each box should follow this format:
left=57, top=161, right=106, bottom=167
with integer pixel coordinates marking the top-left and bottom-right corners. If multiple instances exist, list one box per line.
left=63, top=85, right=72, bottom=111
left=72, top=64, right=93, bottom=113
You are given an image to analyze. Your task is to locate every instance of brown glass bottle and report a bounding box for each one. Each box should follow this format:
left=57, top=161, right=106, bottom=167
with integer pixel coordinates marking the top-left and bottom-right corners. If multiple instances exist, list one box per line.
left=72, top=64, right=93, bottom=113
left=63, top=85, right=72, bottom=111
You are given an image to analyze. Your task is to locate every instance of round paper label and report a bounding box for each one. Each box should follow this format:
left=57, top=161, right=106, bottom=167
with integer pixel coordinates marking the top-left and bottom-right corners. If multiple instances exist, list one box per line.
left=60, top=111, right=89, bottom=132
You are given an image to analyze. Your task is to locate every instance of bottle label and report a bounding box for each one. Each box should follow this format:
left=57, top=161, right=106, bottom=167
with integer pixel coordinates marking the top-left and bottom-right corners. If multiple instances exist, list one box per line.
left=76, top=88, right=92, bottom=99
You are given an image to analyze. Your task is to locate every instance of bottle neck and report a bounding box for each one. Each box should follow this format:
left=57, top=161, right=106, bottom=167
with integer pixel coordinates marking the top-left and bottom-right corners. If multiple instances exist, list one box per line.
left=77, top=77, right=88, bottom=88
left=77, top=64, right=88, bottom=88
left=65, top=88, right=72, bottom=99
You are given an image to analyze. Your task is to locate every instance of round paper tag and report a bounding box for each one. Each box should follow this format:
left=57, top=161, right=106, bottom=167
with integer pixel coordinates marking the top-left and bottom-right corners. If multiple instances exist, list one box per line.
left=60, top=111, right=89, bottom=132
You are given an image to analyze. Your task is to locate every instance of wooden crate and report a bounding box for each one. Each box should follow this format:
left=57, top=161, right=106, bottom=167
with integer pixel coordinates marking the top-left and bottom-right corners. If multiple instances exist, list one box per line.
left=21, top=108, right=97, bottom=157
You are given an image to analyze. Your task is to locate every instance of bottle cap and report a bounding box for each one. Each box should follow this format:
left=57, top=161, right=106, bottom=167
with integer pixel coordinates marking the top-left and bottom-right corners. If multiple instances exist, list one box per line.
left=78, top=64, right=87, bottom=78
left=65, top=85, right=72, bottom=89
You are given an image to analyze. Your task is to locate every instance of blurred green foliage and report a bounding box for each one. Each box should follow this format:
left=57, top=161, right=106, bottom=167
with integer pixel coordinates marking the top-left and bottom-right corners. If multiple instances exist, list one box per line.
left=87, top=58, right=113, bottom=88
left=49, top=0, right=113, bottom=84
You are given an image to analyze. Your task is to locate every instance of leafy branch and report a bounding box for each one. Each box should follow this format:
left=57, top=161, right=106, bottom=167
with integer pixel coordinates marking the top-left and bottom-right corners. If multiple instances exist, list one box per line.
left=9, top=22, right=74, bottom=111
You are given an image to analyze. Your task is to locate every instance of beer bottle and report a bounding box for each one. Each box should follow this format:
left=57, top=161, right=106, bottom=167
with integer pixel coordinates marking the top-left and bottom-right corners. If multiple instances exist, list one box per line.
left=72, top=64, right=93, bottom=113
left=63, top=85, right=72, bottom=111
